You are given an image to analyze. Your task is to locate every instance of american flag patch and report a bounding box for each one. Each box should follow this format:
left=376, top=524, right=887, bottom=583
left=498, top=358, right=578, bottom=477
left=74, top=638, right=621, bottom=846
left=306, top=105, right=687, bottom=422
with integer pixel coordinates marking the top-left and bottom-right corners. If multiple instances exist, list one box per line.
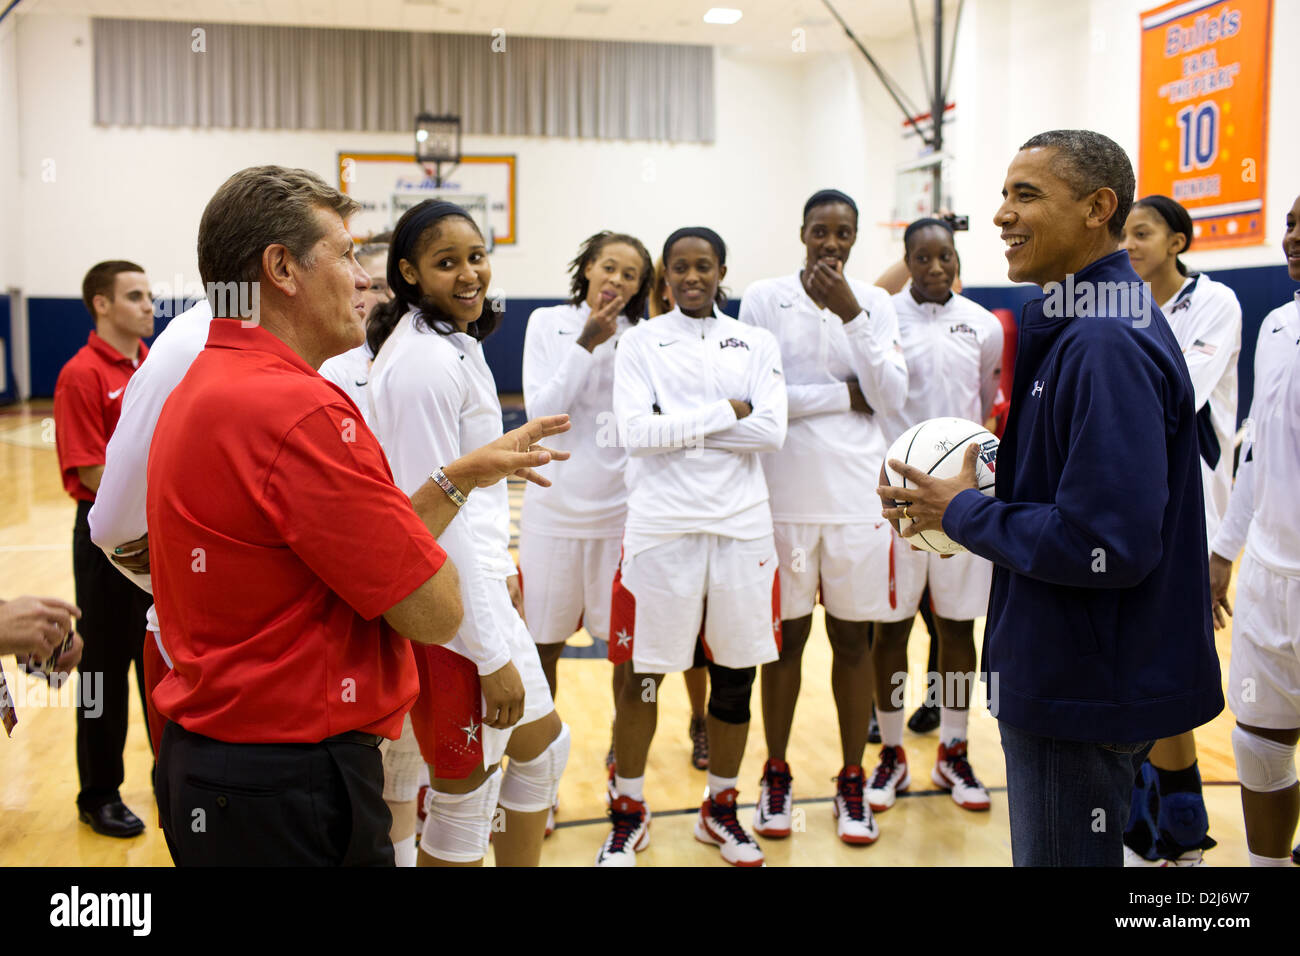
left=1190, top=339, right=1218, bottom=356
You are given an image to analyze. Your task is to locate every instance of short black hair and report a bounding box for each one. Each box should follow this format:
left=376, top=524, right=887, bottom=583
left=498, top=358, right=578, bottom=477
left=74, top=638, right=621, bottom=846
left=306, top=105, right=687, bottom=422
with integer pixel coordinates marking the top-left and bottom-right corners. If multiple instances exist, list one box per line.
left=82, top=260, right=146, bottom=318
left=1020, top=129, right=1135, bottom=240
left=903, top=217, right=954, bottom=255
left=803, top=189, right=858, bottom=223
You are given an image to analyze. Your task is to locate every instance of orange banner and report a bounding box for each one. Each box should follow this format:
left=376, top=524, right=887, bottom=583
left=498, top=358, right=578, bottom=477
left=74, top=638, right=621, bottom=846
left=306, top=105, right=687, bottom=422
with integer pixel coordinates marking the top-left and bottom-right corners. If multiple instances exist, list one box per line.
left=1138, top=0, right=1272, bottom=248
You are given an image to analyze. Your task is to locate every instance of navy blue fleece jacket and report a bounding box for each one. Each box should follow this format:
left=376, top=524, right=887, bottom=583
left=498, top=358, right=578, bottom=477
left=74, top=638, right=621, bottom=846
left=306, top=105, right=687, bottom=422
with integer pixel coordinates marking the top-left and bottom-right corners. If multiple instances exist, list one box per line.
left=943, top=250, right=1223, bottom=743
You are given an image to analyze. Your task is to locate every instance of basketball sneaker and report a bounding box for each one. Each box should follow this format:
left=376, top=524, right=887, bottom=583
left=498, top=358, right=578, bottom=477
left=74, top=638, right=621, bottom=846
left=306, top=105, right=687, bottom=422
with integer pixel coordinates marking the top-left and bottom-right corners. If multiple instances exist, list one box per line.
left=594, top=794, right=650, bottom=867
left=866, top=745, right=910, bottom=811
left=545, top=800, right=557, bottom=838
left=932, top=740, right=991, bottom=811
left=1124, top=845, right=1170, bottom=867
left=752, top=758, right=793, bottom=838
left=833, top=765, right=879, bottom=845
left=604, top=764, right=618, bottom=807
left=689, top=716, right=709, bottom=770
left=867, top=704, right=881, bottom=744
left=696, top=788, right=764, bottom=866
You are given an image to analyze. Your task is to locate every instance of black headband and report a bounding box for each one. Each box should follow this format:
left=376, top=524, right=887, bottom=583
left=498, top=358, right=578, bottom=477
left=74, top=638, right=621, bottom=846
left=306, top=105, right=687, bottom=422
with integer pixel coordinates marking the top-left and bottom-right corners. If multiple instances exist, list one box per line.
left=1135, top=195, right=1194, bottom=251
left=803, top=189, right=859, bottom=220
left=663, top=227, right=726, bottom=266
left=388, top=200, right=478, bottom=296
left=903, top=217, right=954, bottom=251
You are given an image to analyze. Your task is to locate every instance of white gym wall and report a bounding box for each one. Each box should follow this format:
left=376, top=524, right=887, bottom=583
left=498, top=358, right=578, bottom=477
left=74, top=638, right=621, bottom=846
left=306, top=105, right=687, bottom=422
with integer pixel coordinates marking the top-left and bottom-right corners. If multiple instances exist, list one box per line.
left=2, top=1, right=1296, bottom=299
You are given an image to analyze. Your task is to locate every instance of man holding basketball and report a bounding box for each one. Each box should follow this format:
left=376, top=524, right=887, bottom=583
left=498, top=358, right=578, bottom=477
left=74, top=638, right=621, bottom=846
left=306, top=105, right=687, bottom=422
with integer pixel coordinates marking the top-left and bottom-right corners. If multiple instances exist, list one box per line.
left=878, top=129, right=1223, bottom=866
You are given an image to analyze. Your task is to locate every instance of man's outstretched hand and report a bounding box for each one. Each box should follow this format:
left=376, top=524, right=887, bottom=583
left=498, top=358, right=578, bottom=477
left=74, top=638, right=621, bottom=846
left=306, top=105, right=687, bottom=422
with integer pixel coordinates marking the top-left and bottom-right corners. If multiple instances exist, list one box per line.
left=443, top=414, right=573, bottom=492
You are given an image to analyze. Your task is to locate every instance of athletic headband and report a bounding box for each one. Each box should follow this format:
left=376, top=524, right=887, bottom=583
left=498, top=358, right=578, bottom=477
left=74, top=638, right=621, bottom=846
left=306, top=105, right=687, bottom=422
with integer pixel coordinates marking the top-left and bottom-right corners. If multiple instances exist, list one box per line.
left=803, top=189, right=859, bottom=220
left=388, top=200, right=479, bottom=299
left=1134, top=195, right=1194, bottom=252
left=663, top=227, right=726, bottom=266
left=903, top=217, right=955, bottom=251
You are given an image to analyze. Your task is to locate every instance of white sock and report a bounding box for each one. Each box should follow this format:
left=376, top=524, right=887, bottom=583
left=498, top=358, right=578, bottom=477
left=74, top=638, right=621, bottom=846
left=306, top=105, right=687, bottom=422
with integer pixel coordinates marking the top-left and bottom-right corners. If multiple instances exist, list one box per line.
left=939, top=707, right=969, bottom=747
left=1247, top=851, right=1292, bottom=867
left=877, top=708, right=905, bottom=749
left=392, top=834, right=416, bottom=867
left=707, top=772, right=738, bottom=798
left=614, top=774, right=644, bottom=802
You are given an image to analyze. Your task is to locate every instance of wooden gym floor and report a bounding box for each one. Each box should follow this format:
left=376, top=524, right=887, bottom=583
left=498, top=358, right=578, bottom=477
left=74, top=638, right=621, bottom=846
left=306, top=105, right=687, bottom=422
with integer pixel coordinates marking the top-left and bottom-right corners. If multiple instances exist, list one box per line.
left=0, top=399, right=1254, bottom=866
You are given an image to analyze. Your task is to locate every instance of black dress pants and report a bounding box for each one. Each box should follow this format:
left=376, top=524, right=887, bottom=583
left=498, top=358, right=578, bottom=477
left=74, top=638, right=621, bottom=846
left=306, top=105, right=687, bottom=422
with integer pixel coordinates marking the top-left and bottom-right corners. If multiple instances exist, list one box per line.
left=156, top=721, right=396, bottom=866
left=72, top=500, right=152, bottom=811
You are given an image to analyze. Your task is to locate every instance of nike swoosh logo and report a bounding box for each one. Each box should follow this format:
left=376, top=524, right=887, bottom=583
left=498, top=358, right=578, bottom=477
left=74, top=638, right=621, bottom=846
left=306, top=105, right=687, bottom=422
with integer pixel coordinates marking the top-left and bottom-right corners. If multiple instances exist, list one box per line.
left=759, top=558, right=771, bottom=567
left=353, top=379, right=368, bottom=387
left=107, top=388, right=124, bottom=399
left=558, top=330, right=575, bottom=335
left=1273, top=326, right=1285, bottom=333
left=658, top=341, right=676, bottom=348
left=778, top=302, right=793, bottom=309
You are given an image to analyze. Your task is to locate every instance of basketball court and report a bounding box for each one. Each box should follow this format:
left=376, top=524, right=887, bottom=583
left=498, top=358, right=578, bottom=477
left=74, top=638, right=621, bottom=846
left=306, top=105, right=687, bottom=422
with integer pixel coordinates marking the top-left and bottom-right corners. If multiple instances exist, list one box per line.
left=0, top=0, right=1295, bottom=882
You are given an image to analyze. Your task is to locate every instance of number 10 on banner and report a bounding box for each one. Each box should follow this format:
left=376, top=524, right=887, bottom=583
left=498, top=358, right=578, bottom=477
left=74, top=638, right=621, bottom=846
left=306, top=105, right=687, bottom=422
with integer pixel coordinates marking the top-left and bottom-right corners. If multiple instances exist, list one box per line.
left=1175, top=102, right=1219, bottom=172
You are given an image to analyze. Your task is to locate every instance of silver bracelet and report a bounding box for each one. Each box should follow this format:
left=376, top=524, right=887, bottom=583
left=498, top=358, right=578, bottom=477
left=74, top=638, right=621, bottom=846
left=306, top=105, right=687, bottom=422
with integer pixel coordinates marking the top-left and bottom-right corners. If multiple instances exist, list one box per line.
left=431, top=467, right=467, bottom=508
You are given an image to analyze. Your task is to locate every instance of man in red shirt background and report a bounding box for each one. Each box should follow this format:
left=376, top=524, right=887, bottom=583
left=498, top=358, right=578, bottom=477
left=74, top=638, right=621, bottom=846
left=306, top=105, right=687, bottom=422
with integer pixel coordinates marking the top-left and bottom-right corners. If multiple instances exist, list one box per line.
left=147, top=165, right=569, bottom=866
left=52, top=260, right=156, bottom=839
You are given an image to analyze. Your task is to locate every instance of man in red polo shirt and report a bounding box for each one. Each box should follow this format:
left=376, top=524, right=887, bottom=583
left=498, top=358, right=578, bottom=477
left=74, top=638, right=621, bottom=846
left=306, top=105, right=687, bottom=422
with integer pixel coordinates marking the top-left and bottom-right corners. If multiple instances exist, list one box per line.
left=53, top=260, right=156, bottom=839
left=148, top=165, right=569, bottom=866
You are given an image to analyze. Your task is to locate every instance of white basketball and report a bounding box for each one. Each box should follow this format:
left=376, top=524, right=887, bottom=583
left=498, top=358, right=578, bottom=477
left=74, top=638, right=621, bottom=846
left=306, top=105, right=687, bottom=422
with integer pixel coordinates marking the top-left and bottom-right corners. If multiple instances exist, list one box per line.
left=883, top=417, right=999, bottom=554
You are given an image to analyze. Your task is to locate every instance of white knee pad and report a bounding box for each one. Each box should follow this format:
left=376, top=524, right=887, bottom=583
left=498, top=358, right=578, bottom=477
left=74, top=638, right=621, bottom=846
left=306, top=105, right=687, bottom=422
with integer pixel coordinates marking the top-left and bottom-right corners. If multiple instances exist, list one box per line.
left=499, top=723, right=571, bottom=813
left=1231, top=726, right=1298, bottom=793
left=380, top=721, right=426, bottom=802
left=419, top=772, right=504, bottom=864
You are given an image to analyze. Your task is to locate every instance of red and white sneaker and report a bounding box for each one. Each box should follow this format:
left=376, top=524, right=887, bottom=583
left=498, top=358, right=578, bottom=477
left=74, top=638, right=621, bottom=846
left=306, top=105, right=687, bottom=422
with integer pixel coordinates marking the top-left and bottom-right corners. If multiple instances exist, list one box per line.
left=594, top=794, right=650, bottom=867
left=833, top=765, right=879, bottom=845
left=866, top=745, right=911, bottom=811
left=544, top=800, right=557, bottom=838
left=752, top=758, right=794, bottom=838
left=932, top=740, right=991, bottom=811
left=604, top=764, right=618, bottom=807
left=696, top=789, right=765, bottom=866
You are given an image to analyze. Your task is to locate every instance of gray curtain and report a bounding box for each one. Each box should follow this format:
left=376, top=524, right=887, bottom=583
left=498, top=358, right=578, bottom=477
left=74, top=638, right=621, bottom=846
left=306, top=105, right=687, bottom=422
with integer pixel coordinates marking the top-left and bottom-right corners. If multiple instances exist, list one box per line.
left=92, top=19, right=715, bottom=143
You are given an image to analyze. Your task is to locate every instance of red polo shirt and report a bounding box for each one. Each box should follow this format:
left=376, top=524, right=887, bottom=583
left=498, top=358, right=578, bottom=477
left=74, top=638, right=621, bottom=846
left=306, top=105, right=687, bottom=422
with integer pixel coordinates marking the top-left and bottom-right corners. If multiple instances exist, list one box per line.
left=53, top=331, right=149, bottom=502
left=147, top=319, right=445, bottom=743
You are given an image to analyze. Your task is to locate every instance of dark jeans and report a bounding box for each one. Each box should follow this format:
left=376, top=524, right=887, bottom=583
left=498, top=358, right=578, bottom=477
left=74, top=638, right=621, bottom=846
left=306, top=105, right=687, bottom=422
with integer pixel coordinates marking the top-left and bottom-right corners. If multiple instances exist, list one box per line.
left=999, top=719, right=1153, bottom=866
left=156, top=722, right=395, bottom=866
left=72, top=500, right=153, bottom=811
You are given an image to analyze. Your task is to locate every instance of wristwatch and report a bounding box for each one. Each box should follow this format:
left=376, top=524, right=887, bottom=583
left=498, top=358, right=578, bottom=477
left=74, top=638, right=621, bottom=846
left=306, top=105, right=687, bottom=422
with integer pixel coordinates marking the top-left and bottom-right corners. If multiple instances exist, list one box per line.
left=430, top=467, right=467, bottom=508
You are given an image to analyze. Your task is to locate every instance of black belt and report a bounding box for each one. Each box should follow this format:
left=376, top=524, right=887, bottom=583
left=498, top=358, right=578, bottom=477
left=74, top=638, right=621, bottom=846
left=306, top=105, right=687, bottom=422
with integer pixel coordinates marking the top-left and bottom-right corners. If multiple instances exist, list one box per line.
left=324, top=730, right=383, bottom=748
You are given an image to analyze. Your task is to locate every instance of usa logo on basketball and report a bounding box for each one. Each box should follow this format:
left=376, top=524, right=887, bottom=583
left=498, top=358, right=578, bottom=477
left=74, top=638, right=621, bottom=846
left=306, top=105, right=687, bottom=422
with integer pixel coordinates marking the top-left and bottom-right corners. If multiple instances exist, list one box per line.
left=978, top=438, right=998, bottom=473
left=718, top=338, right=750, bottom=351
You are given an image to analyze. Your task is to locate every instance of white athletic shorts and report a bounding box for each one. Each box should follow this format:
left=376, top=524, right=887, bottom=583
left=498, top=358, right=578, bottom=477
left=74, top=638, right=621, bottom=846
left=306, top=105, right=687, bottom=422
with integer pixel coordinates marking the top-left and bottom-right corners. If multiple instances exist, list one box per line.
left=775, top=520, right=902, bottom=622
left=380, top=713, right=429, bottom=802
left=519, top=531, right=622, bottom=643
left=1227, top=554, right=1300, bottom=730
left=890, top=541, right=993, bottom=622
left=615, top=533, right=781, bottom=675
left=482, top=580, right=555, bottom=767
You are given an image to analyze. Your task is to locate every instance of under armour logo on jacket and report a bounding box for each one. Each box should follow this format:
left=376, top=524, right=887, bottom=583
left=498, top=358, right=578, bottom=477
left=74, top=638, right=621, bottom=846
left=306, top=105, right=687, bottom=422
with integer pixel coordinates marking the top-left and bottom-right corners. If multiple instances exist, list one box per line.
left=719, top=338, right=750, bottom=351
left=1032, top=380, right=1045, bottom=397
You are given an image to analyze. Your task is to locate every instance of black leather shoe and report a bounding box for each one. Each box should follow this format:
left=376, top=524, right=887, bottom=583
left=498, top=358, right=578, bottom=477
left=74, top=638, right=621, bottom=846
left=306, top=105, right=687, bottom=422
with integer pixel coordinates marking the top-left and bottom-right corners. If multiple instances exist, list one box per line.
left=79, top=801, right=145, bottom=838
left=907, top=702, right=941, bottom=735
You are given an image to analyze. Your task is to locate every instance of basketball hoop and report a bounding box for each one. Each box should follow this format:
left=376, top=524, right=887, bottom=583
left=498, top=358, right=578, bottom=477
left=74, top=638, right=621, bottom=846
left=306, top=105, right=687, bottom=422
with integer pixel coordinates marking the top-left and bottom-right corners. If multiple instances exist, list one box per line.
left=415, top=113, right=461, bottom=188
